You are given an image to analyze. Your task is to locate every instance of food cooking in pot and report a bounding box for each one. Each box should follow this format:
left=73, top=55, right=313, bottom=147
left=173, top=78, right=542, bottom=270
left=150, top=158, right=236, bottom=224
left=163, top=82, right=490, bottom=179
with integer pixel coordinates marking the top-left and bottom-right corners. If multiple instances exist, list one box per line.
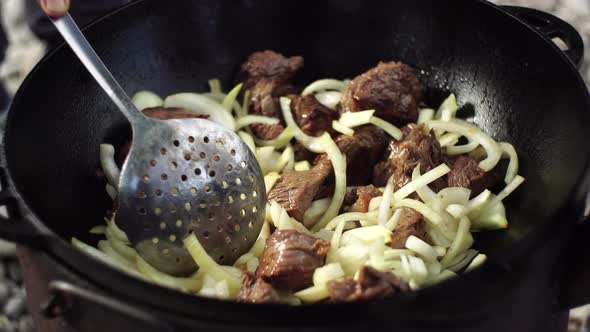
left=74, top=50, right=524, bottom=304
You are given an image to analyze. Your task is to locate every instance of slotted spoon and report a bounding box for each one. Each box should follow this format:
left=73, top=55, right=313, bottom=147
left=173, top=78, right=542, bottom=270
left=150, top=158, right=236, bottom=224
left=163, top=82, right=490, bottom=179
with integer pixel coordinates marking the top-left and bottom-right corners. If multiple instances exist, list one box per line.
left=50, top=13, right=266, bottom=276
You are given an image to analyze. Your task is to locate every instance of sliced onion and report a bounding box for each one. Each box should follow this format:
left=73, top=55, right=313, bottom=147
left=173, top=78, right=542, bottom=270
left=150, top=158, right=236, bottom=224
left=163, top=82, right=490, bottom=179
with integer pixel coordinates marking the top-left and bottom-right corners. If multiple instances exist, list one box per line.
left=394, top=164, right=451, bottom=201
left=136, top=255, right=202, bottom=292
left=311, top=133, right=347, bottom=231
left=466, top=254, right=487, bottom=272
left=99, top=144, right=120, bottom=187
left=332, top=120, right=355, bottom=136
left=426, top=119, right=502, bottom=171
left=441, top=217, right=474, bottom=268
left=254, top=126, right=295, bottom=149
left=236, top=115, right=280, bottom=130
left=438, top=94, right=458, bottom=121
left=495, top=175, right=525, bottom=202
left=324, top=211, right=379, bottom=231
left=294, top=160, right=311, bottom=171
left=164, top=93, right=236, bottom=131
left=446, top=139, right=480, bottom=155
left=280, top=97, right=325, bottom=153
left=132, top=90, right=163, bottom=110
left=405, top=235, right=438, bottom=262
left=411, top=165, right=437, bottom=202
left=303, top=198, right=332, bottom=228
left=438, top=133, right=461, bottom=147
left=339, top=110, right=375, bottom=128
left=369, top=117, right=403, bottom=140
left=302, top=79, right=347, bottom=95
left=222, top=83, right=243, bottom=114
left=208, top=78, right=222, bottom=94
left=237, top=131, right=256, bottom=153
left=417, top=108, right=434, bottom=124
left=184, top=233, right=241, bottom=296
left=500, top=142, right=519, bottom=184
left=315, top=91, right=342, bottom=109
left=378, top=176, right=394, bottom=226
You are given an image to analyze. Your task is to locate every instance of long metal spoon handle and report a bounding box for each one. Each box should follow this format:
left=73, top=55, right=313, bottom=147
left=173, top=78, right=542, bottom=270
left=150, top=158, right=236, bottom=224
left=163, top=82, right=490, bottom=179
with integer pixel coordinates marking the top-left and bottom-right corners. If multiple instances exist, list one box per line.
left=50, top=13, right=143, bottom=123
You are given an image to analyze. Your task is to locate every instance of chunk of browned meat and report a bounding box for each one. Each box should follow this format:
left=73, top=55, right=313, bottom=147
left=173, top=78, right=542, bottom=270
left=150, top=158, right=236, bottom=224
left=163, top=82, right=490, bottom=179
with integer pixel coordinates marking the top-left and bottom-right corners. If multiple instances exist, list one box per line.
left=373, top=124, right=444, bottom=191
left=343, top=185, right=383, bottom=213
left=267, top=157, right=333, bottom=221
left=142, top=107, right=209, bottom=120
left=256, top=230, right=330, bottom=290
left=239, top=50, right=304, bottom=89
left=340, top=62, right=422, bottom=125
left=447, top=155, right=501, bottom=197
left=116, top=107, right=208, bottom=166
left=292, top=95, right=338, bottom=136
left=238, top=273, right=280, bottom=304
left=389, top=207, right=426, bottom=249
left=327, top=266, right=408, bottom=302
left=335, top=126, right=389, bottom=186
left=239, top=51, right=304, bottom=140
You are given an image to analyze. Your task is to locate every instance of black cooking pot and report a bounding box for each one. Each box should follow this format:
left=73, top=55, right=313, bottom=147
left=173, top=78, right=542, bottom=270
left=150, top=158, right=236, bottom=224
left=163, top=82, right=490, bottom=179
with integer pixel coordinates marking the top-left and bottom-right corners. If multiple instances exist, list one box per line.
left=1, top=0, right=589, bottom=331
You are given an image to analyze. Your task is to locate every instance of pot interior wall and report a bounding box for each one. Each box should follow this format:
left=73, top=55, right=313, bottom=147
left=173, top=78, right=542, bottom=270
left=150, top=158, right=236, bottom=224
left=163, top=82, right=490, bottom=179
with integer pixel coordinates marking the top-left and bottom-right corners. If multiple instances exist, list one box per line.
left=5, top=0, right=590, bottom=258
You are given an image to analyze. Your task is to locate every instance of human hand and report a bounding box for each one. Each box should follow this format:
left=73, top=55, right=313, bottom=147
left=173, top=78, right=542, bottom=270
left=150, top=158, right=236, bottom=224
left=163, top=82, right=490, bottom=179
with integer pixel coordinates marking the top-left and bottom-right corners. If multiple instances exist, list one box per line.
left=38, top=0, right=70, bottom=18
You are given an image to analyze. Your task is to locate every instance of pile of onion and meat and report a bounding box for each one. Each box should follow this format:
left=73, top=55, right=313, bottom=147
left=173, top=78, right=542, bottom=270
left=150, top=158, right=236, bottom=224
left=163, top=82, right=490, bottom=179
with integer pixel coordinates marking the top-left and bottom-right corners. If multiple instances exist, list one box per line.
left=75, top=50, right=524, bottom=304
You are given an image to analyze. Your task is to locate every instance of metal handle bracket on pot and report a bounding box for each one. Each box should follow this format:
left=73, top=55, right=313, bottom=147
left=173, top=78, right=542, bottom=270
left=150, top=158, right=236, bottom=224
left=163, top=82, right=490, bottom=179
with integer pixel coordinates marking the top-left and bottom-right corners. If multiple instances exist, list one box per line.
left=501, top=5, right=584, bottom=68
left=43, top=280, right=174, bottom=332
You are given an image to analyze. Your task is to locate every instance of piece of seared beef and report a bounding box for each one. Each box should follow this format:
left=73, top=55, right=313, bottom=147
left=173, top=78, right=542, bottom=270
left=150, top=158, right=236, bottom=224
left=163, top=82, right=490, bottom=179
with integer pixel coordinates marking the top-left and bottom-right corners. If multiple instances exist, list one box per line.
left=447, top=155, right=501, bottom=197
left=238, top=273, right=280, bottom=304
left=340, top=62, right=422, bottom=125
left=267, top=156, right=333, bottom=221
left=116, top=107, right=209, bottom=167
left=343, top=185, right=383, bottom=213
left=327, top=266, right=408, bottom=302
left=373, top=124, right=444, bottom=191
left=239, top=50, right=304, bottom=89
left=256, top=230, right=331, bottom=290
left=292, top=95, right=338, bottom=136
left=389, top=207, right=426, bottom=249
left=334, top=125, right=389, bottom=186
left=239, top=51, right=304, bottom=140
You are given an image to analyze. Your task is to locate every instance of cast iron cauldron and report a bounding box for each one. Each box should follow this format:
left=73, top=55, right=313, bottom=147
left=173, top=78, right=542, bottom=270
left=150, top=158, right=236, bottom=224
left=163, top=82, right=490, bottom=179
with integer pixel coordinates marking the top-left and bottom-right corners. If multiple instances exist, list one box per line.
left=1, top=0, right=590, bottom=331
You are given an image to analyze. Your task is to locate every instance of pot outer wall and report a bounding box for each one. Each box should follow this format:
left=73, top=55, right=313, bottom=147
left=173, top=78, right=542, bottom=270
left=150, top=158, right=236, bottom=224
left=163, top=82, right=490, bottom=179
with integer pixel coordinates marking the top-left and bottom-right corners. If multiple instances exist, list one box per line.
left=16, top=222, right=572, bottom=332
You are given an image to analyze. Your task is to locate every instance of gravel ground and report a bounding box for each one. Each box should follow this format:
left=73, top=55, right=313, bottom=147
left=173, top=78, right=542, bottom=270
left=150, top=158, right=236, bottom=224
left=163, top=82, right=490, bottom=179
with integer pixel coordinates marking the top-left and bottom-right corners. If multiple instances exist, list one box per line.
left=0, top=1, right=588, bottom=332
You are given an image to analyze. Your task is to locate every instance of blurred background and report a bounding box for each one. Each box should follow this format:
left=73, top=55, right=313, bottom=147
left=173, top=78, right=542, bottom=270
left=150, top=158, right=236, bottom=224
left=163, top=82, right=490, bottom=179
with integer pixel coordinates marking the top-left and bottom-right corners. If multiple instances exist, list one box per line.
left=0, top=0, right=588, bottom=331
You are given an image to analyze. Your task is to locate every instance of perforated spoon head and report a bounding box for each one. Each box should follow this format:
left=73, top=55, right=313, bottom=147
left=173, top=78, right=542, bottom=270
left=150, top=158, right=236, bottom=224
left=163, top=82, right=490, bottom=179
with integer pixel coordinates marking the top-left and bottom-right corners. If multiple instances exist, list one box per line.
left=48, top=13, right=266, bottom=276
left=116, top=117, right=266, bottom=275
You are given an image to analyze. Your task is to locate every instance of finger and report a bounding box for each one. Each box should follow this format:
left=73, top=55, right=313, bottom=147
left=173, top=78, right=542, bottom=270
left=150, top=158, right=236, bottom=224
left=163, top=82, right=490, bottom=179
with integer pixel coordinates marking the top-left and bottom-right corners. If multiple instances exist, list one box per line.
left=39, top=0, right=70, bottom=18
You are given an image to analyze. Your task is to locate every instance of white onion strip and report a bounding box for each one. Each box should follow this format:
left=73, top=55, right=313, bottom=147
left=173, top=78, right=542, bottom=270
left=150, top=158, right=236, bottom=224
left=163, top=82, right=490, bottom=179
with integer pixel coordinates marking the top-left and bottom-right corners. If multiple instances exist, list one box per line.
left=324, top=211, right=378, bottom=231
left=222, top=83, right=243, bottom=114
left=164, top=93, right=236, bottom=131
left=411, top=166, right=437, bottom=202
left=235, top=115, right=280, bottom=130
left=254, top=126, right=296, bottom=149
left=302, top=79, right=347, bottom=96
left=495, top=175, right=525, bottom=202
left=312, top=133, right=348, bottom=231
left=280, top=97, right=325, bottom=153
left=314, top=91, right=342, bottom=109
left=417, top=108, right=434, bottom=124
left=369, top=117, right=403, bottom=140
left=426, top=119, right=502, bottom=171
left=405, top=235, right=438, bottom=262
left=378, top=176, right=394, bottom=226
left=500, top=142, right=519, bottom=184
left=332, top=121, right=355, bottom=136
left=393, top=164, right=450, bottom=201
left=100, top=144, right=120, bottom=187
left=446, top=139, right=480, bottom=155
